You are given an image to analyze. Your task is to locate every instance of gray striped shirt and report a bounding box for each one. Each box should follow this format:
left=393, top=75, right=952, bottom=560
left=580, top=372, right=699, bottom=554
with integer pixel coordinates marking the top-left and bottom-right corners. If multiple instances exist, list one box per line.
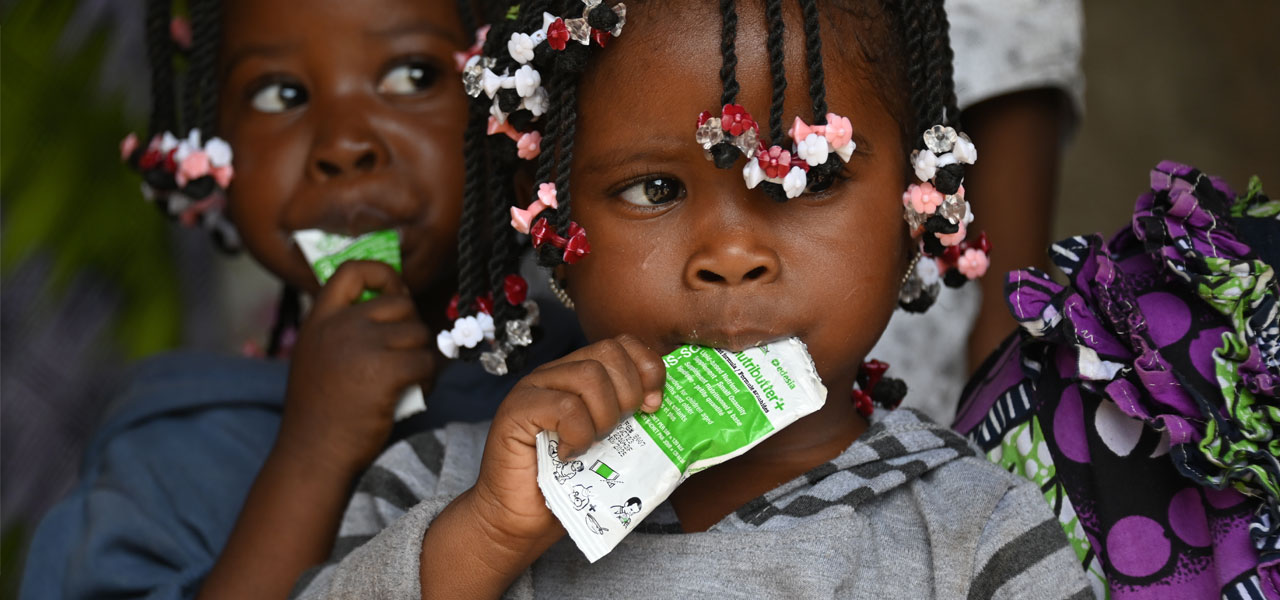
left=294, top=409, right=1089, bottom=599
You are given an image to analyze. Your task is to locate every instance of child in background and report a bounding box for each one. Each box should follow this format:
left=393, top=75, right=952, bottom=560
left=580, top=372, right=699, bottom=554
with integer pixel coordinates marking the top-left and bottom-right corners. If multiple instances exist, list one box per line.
left=954, top=163, right=1280, bottom=598
left=293, top=0, right=1088, bottom=597
left=19, top=1, right=582, bottom=599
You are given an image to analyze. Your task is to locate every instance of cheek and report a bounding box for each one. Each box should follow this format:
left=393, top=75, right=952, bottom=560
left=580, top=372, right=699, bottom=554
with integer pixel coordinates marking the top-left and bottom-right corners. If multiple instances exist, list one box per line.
left=566, top=221, right=678, bottom=341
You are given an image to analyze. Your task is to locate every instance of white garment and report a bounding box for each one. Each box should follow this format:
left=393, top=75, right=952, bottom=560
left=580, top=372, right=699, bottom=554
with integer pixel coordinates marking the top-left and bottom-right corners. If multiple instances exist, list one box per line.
left=877, top=0, right=1083, bottom=424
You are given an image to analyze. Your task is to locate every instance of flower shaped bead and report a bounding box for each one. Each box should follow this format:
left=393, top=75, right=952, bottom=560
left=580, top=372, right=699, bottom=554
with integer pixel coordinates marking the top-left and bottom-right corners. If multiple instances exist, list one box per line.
left=952, top=132, right=978, bottom=165
left=508, top=32, right=535, bottom=64
left=721, top=104, right=756, bottom=136
left=795, top=133, right=830, bottom=167
left=205, top=138, right=232, bottom=167
left=516, top=132, right=542, bottom=160
left=120, top=133, right=139, bottom=161
left=823, top=113, right=853, bottom=149
left=476, top=312, right=496, bottom=341
left=537, top=182, right=558, bottom=208
left=957, top=248, right=989, bottom=279
left=782, top=166, right=808, bottom=198
left=903, top=182, right=945, bottom=215
left=524, top=87, right=549, bottom=117
left=760, top=146, right=792, bottom=179
left=451, top=316, right=484, bottom=348
left=912, top=149, right=938, bottom=182
left=547, top=18, right=570, bottom=50
left=742, top=159, right=766, bottom=189
left=437, top=330, right=460, bottom=358
left=514, top=65, right=541, bottom=97
left=177, top=151, right=210, bottom=187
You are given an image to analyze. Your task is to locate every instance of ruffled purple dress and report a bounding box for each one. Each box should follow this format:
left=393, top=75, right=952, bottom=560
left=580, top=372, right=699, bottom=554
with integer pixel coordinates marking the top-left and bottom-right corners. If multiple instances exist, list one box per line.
left=954, top=162, right=1280, bottom=599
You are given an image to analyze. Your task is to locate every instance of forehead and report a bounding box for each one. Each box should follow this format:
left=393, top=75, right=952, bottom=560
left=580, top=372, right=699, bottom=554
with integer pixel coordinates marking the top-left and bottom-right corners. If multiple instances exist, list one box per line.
left=221, top=0, right=463, bottom=49
left=576, top=1, right=904, bottom=159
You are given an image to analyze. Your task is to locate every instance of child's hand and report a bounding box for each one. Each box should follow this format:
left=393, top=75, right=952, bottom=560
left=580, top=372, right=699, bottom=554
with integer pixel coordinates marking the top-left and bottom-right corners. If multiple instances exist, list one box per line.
left=466, top=336, right=666, bottom=545
left=278, top=260, right=436, bottom=475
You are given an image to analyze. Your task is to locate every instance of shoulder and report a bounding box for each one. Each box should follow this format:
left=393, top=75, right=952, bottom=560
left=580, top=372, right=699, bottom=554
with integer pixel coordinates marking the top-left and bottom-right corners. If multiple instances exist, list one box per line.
left=946, top=0, right=1085, bottom=114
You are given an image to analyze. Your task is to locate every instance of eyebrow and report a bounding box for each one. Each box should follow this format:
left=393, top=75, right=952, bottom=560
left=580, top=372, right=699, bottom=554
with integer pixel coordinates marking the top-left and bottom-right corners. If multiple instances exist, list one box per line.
left=367, top=21, right=464, bottom=45
left=580, top=138, right=691, bottom=172
left=222, top=42, right=300, bottom=78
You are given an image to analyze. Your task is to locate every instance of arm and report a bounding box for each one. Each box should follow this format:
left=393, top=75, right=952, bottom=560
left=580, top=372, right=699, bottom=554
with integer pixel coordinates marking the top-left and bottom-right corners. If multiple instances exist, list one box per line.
left=961, top=88, right=1073, bottom=369
left=293, top=336, right=667, bottom=600
left=969, top=478, right=1091, bottom=600
left=198, top=261, right=436, bottom=600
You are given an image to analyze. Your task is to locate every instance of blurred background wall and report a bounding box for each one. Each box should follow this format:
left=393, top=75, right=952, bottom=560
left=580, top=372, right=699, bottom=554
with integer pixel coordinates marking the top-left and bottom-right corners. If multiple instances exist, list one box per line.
left=1054, top=1, right=1280, bottom=240
left=1, top=0, right=1277, bottom=595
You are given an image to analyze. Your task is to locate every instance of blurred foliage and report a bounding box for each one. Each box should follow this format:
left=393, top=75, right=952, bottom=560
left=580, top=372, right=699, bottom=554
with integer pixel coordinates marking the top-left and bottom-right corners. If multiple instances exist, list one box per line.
left=2, top=0, right=182, bottom=357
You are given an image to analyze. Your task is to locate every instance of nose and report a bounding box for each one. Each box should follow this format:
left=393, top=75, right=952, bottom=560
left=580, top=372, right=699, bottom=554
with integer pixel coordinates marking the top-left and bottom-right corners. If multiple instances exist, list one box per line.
left=683, top=231, right=781, bottom=289
left=307, top=118, right=389, bottom=181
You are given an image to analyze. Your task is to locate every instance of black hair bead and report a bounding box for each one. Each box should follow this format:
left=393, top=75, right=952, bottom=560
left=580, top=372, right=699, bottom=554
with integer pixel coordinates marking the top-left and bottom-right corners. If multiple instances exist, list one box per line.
left=710, top=142, right=741, bottom=169
left=760, top=181, right=789, bottom=203
left=496, top=88, right=522, bottom=113
left=943, top=268, right=968, bottom=288
left=586, top=6, right=619, bottom=31
left=933, top=163, right=964, bottom=195
left=507, top=110, right=536, bottom=132
left=871, top=377, right=907, bottom=410
left=144, top=169, right=176, bottom=190
left=924, top=214, right=959, bottom=235
left=182, top=175, right=217, bottom=200
left=922, top=233, right=946, bottom=257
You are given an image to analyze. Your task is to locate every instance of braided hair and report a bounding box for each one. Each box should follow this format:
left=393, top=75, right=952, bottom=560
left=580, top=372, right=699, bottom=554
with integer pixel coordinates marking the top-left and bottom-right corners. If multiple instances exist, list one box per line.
left=449, top=0, right=969, bottom=372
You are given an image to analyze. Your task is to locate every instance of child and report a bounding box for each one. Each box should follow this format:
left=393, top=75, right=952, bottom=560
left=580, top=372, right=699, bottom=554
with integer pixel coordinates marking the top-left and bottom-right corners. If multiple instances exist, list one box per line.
left=19, top=1, right=583, bottom=598
left=293, top=0, right=1088, bottom=597
left=954, top=163, right=1280, bottom=599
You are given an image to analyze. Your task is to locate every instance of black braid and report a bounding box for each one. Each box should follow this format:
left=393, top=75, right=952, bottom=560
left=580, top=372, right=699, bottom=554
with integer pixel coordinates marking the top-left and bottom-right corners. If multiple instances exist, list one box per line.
left=189, top=0, right=220, bottom=135
left=763, top=0, right=787, bottom=143
left=798, top=0, right=828, bottom=121
left=718, top=0, right=740, bottom=106
left=929, top=0, right=960, bottom=126
left=456, top=89, right=493, bottom=317
left=485, top=134, right=522, bottom=342
left=144, top=0, right=175, bottom=136
left=899, top=0, right=929, bottom=137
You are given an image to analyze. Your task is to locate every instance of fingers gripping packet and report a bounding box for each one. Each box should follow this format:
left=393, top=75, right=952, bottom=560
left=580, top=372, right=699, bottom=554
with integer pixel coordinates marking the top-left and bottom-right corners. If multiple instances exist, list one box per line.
left=536, top=337, right=827, bottom=562
left=293, top=229, right=425, bottom=420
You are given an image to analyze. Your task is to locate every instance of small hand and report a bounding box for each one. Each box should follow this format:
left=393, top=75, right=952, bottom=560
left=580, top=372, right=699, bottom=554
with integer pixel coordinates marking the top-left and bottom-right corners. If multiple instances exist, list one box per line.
left=277, top=260, right=436, bottom=475
left=463, top=335, right=666, bottom=547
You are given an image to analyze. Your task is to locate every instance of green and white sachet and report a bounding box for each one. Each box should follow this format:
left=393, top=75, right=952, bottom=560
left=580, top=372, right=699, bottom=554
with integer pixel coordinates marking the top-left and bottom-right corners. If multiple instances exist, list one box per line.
left=293, top=229, right=426, bottom=420
left=536, top=337, right=827, bottom=562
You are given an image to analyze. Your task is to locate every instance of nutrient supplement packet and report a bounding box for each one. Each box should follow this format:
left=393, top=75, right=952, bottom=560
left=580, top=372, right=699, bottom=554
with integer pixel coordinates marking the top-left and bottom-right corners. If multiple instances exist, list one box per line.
left=536, top=337, right=827, bottom=562
left=293, top=229, right=425, bottom=420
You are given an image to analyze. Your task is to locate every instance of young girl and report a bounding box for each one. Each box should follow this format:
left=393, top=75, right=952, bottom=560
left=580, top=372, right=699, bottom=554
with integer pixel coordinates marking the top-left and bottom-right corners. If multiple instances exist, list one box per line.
left=19, top=1, right=583, bottom=598
left=293, top=0, right=1087, bottom=597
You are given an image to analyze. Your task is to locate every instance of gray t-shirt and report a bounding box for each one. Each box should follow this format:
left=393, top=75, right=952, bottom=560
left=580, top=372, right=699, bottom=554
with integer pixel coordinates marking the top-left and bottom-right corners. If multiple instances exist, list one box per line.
left=294, top=409, right=1089, bottom=599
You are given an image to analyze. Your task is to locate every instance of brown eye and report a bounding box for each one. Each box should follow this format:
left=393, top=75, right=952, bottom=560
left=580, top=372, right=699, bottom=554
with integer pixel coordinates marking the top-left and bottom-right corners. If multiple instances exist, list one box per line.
left=250, top=82, right=308, bottom=113
left=619, top=177, right=684, bottom=206
left=377, top=61, right=440, bottom=95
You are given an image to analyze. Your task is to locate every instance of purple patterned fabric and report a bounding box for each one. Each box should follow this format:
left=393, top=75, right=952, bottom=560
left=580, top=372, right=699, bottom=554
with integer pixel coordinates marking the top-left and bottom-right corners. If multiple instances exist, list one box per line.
left=955, top=162, right=1280, bottom=599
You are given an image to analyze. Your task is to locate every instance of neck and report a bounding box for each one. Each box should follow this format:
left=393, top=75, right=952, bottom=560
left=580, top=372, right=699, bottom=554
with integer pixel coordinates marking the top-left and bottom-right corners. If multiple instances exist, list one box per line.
left=669, top=375, right=867, bottom=532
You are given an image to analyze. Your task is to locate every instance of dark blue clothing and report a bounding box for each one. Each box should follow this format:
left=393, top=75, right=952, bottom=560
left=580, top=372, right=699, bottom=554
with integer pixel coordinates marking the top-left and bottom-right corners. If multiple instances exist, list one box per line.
left=20, top=305, right=583, bottom=599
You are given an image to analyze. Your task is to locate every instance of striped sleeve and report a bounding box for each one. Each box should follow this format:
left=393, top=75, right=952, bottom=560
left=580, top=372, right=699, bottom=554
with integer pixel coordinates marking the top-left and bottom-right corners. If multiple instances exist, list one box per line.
left=967, top=479, right=1093, bottom=600
left=291, top=423, right=514, bottom=599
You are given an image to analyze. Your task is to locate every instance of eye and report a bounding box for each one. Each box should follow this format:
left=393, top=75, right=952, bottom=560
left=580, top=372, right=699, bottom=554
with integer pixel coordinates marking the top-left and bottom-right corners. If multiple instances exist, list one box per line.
left=377, top=61, right=440, bottom=95
left=250, top=82, right=308, bottom=113
left=618, top=177, right=685, bottom=207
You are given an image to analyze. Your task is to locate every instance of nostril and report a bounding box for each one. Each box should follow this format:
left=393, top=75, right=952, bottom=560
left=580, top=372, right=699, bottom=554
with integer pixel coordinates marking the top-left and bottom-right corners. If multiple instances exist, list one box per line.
left=317, top=160, right=341, bottom=177
left=354, top=151, right=377, bottom=171
left=697, top=269, right=725, bottom=283
left=744, top=266, right=768, bottom=281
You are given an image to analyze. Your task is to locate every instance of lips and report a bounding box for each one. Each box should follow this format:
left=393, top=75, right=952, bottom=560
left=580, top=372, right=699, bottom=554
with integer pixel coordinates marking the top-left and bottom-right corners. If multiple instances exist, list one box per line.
left=665, top=326, right=794, bottom=354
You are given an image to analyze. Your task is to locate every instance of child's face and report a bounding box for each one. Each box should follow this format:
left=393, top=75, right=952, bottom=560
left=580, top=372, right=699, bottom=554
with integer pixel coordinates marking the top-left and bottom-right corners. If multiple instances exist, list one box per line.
left=218, top=0, right=468, bottom=301
left=566, top=3, right=910, bottom=391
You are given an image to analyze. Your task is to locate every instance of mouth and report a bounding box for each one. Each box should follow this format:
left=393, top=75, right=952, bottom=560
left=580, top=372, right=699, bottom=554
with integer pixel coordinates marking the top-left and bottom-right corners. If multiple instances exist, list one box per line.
left=664, top=328, right=794, bottom=354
